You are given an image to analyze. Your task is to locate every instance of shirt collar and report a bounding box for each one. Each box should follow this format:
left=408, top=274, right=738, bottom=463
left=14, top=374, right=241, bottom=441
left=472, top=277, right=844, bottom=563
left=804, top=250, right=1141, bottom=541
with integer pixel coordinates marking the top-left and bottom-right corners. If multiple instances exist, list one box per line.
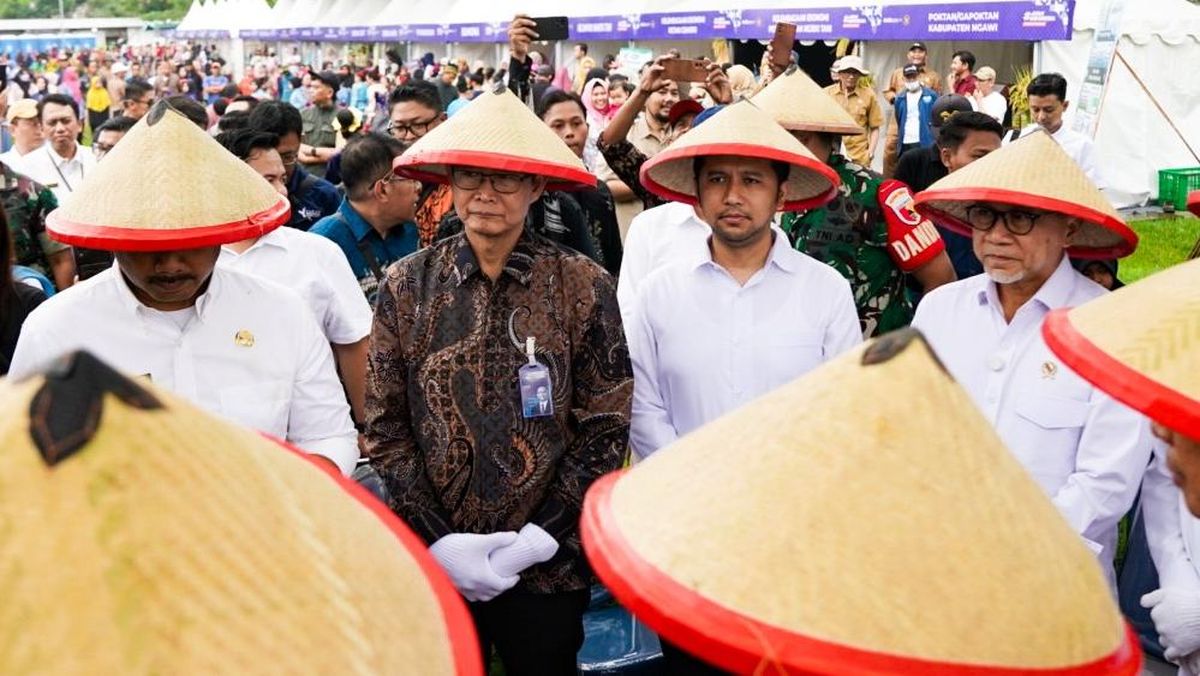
left=977, top=254, right=1077, bottom=312
left=43, top=142, right=81, bottom=166
left=451, top=228, right=538, bottom=287
left=111, top=263, right=223, bottom=321
left=692, top=228, right=796, bottom=275
left=221, top=227, right=287, bottom=256
left=336, top=198, right=375, bottom=242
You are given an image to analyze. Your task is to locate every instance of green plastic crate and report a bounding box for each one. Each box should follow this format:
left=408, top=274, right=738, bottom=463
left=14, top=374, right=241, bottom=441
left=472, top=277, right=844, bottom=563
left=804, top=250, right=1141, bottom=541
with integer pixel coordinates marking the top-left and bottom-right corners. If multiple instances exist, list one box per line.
left=1158, top=167, right=1200, bottom=210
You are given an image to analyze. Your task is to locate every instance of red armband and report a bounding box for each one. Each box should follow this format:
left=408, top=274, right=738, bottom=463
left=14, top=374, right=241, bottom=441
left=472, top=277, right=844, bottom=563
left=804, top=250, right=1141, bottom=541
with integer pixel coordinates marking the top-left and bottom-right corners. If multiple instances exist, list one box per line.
left=878, top=179, right=946, bottom=272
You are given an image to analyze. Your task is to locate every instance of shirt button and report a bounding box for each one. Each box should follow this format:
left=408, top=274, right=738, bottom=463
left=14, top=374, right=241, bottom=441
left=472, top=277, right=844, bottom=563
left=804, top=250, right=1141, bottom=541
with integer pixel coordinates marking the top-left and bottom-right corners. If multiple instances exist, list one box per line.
left=987, top=354, right=1006, bottom=372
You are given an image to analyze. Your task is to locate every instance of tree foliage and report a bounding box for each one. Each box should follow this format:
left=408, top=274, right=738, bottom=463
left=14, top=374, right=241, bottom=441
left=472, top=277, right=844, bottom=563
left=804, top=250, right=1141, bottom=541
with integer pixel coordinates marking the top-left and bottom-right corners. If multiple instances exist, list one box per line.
left=0, top=0, right=191, bottom=20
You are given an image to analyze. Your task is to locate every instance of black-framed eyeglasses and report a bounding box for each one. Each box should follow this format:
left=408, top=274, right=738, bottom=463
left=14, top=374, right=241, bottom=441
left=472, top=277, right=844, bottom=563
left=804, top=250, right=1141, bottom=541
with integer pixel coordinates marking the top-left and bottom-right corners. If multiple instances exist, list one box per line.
left=450, top=168, right=531, bottom=194
left=93, top=141, right=115, bottom=158
left=387, top=116, right=438, bottom=138
left=278, top=150, right=298, bottom=167
left=963, top=204, right=1047, bottom=236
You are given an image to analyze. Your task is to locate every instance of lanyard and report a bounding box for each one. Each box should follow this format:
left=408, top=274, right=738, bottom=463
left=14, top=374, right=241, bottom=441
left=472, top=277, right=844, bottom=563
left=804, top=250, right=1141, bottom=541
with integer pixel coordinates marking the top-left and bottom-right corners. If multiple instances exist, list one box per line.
left=47, top=147, right=81, bottom=192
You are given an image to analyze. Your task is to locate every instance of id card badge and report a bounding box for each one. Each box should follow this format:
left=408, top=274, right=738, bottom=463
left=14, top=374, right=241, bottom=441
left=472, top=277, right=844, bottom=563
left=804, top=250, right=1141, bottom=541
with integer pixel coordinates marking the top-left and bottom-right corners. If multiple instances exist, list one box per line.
left=519, top=336, right=554, bottom=419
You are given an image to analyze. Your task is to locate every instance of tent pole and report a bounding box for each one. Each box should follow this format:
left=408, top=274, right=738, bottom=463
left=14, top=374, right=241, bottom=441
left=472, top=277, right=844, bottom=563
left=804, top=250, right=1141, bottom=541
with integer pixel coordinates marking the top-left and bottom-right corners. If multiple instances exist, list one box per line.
left=1112, top=49, right=1200, bottom=164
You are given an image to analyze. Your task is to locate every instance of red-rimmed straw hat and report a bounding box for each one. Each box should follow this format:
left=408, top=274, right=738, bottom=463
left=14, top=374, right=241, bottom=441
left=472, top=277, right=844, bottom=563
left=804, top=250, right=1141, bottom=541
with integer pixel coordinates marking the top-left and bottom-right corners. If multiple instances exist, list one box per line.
left=751, top=67, right=860, bottom=134
left=913, top=129, right=1137, bottom=259
left=0, top=351, right=482, bottom=675
left=638, top=100, right=840, bottom=211
left=393, top=84, right=596, bottom=190
left=1044, top=258, right=1200, bottom=441
left=46, top=101, right=288, bottom=252
left=582, top=329, right=1141, bottom=675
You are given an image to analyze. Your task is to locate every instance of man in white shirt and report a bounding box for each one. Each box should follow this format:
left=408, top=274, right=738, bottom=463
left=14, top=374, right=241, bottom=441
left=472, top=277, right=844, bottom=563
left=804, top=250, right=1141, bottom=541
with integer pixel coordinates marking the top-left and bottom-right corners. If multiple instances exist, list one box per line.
left=911, top=129, right=1147, bottom=585
left=215, top=128, right=373, bottom=424
left=20, top=94, right=97, bottom=205
left=628, top=101, right=858, bottom=461
left=9, top=102, right=358, bottom=476
left=1020, top=72, right=1104, bottom=190
left=0, top=99, right=44, bottom=172
left=615, top=201, right=708, bottom=322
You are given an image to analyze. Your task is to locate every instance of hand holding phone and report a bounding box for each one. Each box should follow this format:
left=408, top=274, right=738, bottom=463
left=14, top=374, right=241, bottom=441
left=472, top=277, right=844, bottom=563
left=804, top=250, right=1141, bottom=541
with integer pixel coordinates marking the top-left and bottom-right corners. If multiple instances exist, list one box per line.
left=771, top=23, right=797, bottom=70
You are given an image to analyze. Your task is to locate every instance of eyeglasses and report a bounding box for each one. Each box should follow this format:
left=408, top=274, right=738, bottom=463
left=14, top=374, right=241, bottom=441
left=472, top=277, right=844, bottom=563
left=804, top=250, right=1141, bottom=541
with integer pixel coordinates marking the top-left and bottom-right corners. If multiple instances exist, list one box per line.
left=277, top=150, right=298, bottom=167
left=387, top=116, right=437, bottom=138
left=93, top=141, right=115, bottom=159
left=450, top=168, right=530, bottom=194
left=963, top=204, right=1048, bottom=236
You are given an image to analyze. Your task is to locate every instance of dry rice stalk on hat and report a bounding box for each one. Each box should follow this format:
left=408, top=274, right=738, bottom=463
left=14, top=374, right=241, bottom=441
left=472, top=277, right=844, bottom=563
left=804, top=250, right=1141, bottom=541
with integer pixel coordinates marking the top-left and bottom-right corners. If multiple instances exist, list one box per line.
left=0, top=352, right=482, bottom=675
left=393, top=83, right=596, bottom=191
left=581, top=328, right=1140, bottom=675
left=639, top=100, right=840, bottom=211
left=913, top=129, right=1137, bottom=259
left=46, top=100, right=289, bottom=252
left=1044, top=258, right=1200, bottom=441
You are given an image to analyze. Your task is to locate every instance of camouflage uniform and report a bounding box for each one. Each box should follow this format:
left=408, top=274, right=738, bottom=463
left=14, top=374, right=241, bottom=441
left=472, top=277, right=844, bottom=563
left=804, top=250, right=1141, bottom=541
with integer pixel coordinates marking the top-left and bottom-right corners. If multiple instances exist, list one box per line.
left=780, top=153, right=911, bottom=338
left=2, top=163, right=66, bottom=285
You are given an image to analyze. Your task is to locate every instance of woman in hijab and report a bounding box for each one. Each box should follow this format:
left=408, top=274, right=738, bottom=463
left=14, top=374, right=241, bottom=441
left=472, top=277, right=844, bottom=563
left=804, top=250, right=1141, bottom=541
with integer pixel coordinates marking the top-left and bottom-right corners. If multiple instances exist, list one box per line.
left=581, top=78, right=613, bottom=130
left=59, top=65, right=82, bottom=104
left=724, top=64, right=758, bottom=101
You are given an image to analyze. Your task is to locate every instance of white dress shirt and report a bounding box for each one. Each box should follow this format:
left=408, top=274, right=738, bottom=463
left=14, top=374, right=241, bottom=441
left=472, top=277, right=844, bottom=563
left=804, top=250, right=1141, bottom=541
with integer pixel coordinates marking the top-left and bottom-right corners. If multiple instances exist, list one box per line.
left=970, top=91, right=1008, bottom=124
left=1143, top=440, right=1200, bottom=593
left=0, top=147, right=35, bottom=174
left=1020, top=123, right=1105, bottom=190
left=8, top=266, right=359, bottom=474
left=629, top=231, right=862, bottom=460
left=20, top=142, right=97, bottom=204
left=218, top=226, right=372, bottom=345
left=912, top=256, right=1150, bottom=584
left=902, top=90, right=923, bottom=144
left=616, top=201, right=710, bottom=324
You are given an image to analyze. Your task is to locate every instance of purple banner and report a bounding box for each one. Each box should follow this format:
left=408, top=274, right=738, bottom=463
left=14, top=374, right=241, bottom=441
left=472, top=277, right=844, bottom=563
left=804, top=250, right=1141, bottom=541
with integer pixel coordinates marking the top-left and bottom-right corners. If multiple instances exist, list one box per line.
left=229, top=1, right=1073, bottom=44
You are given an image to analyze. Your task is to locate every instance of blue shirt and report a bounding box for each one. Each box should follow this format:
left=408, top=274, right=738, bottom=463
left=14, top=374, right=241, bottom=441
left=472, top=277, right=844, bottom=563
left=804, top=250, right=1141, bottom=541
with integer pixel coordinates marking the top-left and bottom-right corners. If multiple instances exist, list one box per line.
left=286, top=166, right=341, bottom=231
left=202, top=74, right=228, bottom=105
left=309, top=199, right=420, bottom=303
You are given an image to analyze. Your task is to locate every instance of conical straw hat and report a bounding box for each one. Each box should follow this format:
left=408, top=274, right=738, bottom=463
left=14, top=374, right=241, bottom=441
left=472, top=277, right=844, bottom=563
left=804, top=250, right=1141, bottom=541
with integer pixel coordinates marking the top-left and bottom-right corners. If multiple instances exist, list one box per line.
left=639, top=101, right=840, bottom=211
left=0, top=352, right=482, bottom=675
left=750, top=67, right=861, bottom=135
left=913, top=129, right=1137, bottom=259
left=394, top=84, right=595, bottom=190
left=1044, top=258, right=1200, bottom=441
left=46, top=101, right=288, bottom=252
left=581, top=329, right=1140, bottom=675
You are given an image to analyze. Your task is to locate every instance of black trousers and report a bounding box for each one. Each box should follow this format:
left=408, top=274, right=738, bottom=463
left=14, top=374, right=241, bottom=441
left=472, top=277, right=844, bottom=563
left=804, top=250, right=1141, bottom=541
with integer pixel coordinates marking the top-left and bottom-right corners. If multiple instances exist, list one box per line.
left=660, top=640, right=730, bottom=675
left=469, top=588, right=590, bottom=676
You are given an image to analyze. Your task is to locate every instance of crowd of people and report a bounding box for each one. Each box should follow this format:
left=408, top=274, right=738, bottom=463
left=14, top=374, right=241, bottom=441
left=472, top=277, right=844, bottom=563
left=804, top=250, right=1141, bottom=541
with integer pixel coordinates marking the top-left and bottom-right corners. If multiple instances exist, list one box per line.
left=0, top=14, right=1196, bottom=675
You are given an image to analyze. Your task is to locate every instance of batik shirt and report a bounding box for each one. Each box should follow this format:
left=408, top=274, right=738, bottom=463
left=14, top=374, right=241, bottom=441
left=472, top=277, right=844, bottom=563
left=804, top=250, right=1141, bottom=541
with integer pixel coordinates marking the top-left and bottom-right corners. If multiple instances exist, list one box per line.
left=781, top=154, right=911, bottom=337
left=365, top=228, right=632, bottom=594
left=1, top=163, right=65, bottom=283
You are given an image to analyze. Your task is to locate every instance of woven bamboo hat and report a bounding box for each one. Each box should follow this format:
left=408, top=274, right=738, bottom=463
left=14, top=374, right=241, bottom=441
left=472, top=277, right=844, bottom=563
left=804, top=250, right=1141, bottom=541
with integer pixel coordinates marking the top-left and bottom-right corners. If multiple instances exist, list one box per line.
left=639, top=100, right=840, bottom=211
left=913, top=129, right=1137, bottom=259
left=0, top=352, right=482, bottom=675
left=46, top=101, right=289, bottom=252
left=581, top=329, right=1140, bottom=675
left=393, top=83, right=595, bottom=190
left=1044, top=258, right=1200, bottom=441
left=751, top=67, right=862, bottom=135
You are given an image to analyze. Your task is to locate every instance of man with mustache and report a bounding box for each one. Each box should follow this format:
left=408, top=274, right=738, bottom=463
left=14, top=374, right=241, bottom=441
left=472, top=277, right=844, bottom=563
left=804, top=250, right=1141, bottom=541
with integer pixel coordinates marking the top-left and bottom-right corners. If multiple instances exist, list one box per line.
left=911, top=129, right=1147, bottom=587
left=23, top=93, right=96, bottom=206
left=626, top=101, right=861, bottom=465
left=8, top=102, right=359, bottom=477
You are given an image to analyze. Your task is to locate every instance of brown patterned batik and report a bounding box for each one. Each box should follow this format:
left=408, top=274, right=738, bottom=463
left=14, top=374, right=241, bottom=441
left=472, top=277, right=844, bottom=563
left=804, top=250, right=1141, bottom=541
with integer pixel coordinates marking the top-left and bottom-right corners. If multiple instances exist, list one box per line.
left=365, top=228, right=633, bottom=594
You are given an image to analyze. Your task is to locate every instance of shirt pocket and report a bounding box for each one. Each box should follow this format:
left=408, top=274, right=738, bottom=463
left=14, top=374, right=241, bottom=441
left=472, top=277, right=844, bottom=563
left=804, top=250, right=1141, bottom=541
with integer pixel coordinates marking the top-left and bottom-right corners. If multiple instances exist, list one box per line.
left=1011, top=394, right=1091, bottom=490
left=218, top=381, right=290, bottom=437
left=760, top=330, right=825, bottom=389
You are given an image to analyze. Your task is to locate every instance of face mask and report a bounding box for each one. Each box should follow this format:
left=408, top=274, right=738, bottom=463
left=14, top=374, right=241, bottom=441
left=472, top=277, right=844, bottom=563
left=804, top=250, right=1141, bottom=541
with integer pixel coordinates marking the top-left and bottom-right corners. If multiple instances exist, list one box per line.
left=904, top=80, right=920, bottom=92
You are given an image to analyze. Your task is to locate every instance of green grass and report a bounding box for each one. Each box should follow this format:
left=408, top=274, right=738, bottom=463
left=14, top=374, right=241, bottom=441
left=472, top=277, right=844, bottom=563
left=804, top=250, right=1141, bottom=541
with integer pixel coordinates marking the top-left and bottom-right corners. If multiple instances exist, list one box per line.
left=1121, top=215, right=1198, bottom=283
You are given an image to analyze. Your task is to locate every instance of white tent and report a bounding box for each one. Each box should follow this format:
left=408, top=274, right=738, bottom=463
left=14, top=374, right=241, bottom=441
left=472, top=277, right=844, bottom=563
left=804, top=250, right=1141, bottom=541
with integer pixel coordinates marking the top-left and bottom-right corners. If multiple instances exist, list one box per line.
left=1041, top=0, right=1200, bottom=206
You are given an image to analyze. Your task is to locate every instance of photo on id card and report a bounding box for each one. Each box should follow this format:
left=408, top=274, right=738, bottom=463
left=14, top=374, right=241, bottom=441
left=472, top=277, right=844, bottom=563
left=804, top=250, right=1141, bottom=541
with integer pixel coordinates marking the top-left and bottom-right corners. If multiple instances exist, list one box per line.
left=519, top=362, right=554, bottom=418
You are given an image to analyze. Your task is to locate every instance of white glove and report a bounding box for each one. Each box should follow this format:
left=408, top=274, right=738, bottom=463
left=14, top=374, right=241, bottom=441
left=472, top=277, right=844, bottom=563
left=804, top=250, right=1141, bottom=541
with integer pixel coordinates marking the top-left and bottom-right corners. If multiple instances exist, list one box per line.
left=489, top=523, right=560, bottom=578
left=1184, top=651, right=1200, bottom=676
left=1141, top=588, right=1200, bottom=662
left=429, top=532, right=521, bottom=602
